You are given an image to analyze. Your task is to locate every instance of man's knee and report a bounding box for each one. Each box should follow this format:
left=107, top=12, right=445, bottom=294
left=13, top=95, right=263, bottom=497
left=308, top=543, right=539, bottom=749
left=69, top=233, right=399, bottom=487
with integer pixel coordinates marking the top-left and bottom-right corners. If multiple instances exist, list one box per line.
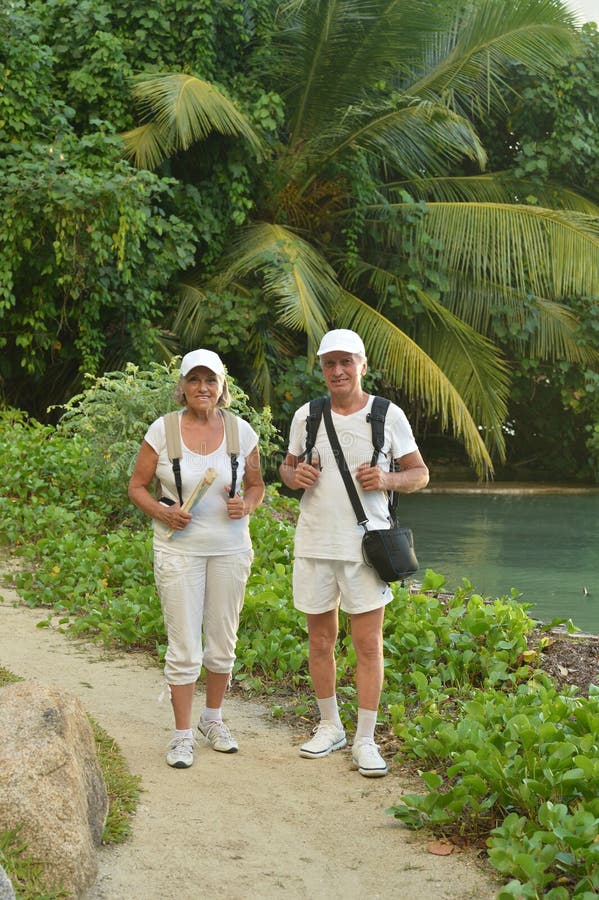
left=308, top=632, right=336, bottom=656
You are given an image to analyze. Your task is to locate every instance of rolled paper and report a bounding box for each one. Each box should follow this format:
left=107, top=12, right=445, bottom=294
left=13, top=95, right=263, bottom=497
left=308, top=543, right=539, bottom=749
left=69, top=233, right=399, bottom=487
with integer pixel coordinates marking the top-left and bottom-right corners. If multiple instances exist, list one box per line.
left=166, top=467, right=217, bottom=538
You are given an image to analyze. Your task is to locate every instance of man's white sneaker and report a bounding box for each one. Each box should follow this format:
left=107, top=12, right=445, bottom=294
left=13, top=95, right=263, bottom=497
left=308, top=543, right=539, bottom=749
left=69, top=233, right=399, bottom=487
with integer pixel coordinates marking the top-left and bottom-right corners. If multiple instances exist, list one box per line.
left=198, top=718, right=239, bottom=753
left=351, top=739, right=388, bottom=777
left=166, top=733, right=195, bottom=769
left=299, top=720, right=347, bottom=758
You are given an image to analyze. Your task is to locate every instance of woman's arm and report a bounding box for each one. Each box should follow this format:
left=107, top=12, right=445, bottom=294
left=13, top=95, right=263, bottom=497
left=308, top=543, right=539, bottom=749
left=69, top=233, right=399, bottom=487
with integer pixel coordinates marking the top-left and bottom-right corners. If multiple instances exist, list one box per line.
left=128, top=440, right=192, bottom=531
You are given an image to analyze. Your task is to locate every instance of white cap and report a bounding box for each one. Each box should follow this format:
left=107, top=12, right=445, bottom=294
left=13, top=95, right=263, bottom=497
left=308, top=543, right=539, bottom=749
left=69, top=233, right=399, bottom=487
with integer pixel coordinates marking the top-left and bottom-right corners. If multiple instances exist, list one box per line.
left=317, top=329, right=366, bottom=357
left=180, top=349, right=225, bottom=376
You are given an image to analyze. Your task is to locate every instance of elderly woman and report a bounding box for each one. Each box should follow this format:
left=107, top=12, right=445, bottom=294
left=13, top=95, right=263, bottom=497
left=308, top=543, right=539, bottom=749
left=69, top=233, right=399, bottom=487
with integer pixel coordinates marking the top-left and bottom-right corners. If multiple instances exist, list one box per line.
left=128, top=349, right=264, bottom=769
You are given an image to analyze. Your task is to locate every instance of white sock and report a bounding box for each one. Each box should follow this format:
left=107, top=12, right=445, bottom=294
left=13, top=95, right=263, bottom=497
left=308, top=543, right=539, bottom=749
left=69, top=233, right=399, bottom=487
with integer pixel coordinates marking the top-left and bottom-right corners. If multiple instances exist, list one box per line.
left=202, top=706, right=222, bottom=723
left=355, top=708, right=377, bottom=743
left=174, top=728, right=193, bottom=739
left=317, top=696, right=343, bottom=729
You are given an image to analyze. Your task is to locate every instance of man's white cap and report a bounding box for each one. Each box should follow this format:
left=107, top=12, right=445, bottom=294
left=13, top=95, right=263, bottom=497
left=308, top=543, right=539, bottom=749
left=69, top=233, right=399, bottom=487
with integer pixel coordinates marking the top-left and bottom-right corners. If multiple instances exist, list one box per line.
left=180, top=349, right=225, bottom=376
left=317, top=329, right=366, bottom=357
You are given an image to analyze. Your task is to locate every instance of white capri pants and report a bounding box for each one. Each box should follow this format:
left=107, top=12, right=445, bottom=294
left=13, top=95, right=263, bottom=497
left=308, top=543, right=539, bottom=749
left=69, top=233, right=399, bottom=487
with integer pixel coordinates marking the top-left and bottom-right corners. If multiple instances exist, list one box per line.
left=154, top=549, right=253, bottom=685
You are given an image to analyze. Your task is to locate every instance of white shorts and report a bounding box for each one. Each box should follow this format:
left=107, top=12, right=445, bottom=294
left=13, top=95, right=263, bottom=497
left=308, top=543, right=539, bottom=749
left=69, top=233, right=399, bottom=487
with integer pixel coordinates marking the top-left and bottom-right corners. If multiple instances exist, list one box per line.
left=292, top=557, right=392, bottom=615
left=154, top=550, right=253, bottom=685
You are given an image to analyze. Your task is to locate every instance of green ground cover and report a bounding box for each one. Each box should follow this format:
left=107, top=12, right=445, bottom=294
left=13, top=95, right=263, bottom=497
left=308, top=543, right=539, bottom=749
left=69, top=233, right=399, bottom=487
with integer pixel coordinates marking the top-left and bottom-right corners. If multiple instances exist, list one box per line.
left=0, top=395, right=597, bottom=898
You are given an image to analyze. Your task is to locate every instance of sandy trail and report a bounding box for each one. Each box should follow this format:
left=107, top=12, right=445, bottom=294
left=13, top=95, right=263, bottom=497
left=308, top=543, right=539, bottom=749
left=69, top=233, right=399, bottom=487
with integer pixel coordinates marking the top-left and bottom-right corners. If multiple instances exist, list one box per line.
left=0, top=591, right=499, bottom=900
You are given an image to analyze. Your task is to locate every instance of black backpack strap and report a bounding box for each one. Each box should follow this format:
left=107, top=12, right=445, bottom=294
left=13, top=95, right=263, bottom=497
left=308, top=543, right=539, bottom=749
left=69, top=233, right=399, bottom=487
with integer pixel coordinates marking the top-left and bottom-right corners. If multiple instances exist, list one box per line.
left=366, top=396, right=398, bottom=522
left=300, top=396, right=326, bottom=461
left=366, top=396, right=390, bottom=467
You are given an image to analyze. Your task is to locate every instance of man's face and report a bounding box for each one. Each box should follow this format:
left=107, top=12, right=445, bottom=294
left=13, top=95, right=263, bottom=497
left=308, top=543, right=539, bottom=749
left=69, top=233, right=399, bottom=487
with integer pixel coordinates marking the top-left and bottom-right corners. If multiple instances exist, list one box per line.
left=320, top=351, right=367, bottom=397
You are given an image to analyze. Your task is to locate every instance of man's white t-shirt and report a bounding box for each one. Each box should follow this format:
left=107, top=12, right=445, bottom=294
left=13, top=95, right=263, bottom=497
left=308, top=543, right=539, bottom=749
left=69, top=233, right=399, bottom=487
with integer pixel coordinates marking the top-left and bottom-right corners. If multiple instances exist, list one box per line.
left=144, top=410, right=258, bottom=556
left=287, top=396, right=418, bottom=562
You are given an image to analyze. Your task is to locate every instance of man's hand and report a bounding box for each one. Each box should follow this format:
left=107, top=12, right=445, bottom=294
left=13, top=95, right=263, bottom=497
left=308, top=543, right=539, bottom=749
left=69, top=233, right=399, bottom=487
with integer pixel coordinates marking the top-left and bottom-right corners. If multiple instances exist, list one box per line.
left=293, top=461, right=321, bottom=490
left=356, top=463, right=387, bottom=492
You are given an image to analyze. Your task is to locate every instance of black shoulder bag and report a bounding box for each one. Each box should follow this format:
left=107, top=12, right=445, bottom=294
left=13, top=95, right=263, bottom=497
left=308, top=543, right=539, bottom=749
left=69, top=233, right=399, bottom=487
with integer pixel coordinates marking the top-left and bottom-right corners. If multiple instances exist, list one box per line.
left=322, top=398, right=418, bottom=584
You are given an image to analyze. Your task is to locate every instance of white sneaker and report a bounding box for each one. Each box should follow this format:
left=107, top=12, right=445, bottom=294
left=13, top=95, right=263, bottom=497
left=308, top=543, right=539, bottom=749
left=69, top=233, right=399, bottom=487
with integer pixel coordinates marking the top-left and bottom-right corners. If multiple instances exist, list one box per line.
left=198, top=718, right=239, bottom=753
left=166, top=733, right=194, bottom=769
left=299, top=720, right=347, bottom=758
left=351, top=739, right=388, bottom=777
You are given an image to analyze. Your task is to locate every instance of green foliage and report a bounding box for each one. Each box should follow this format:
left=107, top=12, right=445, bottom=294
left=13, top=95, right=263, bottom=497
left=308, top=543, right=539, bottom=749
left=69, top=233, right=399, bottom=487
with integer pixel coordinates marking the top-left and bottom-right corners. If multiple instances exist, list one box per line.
left=0, top=134, right=197, bottom=415
left=3, top=403, right=594, bottom=899
left=1, top=0, right=278, bottom=414
left=387, top=636, right=599, bottom=896
left=4, top=0, right=597, bottom=482
left=476, top=24, right=599, bottom=482
left=91, top=717, right=142, bottom=844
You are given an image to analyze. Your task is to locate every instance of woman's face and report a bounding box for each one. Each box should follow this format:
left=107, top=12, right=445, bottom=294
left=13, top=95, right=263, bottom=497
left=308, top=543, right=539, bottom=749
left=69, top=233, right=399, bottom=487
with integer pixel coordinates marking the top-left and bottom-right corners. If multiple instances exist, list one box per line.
left=184, top=366, right=222, bottom=410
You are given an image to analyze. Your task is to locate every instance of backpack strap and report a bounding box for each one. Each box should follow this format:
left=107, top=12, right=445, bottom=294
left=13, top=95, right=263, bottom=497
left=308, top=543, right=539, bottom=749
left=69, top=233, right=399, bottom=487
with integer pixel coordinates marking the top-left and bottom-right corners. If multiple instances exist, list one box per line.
left=366, top=396, right=398, bottom=522
left=221, top=409, right=240, bottom=498
left=163, top=411, right=184, bottom=505
left=366, top=396, right=390, bottom=467
left=300, top=396, right=326, bottom=462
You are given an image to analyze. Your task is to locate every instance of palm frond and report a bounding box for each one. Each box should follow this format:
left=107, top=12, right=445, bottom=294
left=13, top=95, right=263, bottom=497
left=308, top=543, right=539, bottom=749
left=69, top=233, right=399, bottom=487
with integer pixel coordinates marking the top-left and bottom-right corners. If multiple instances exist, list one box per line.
left=121, top=123, right=172, bottom=171
left=295, top=100, right=486, bottom=190
left=281, top=0, right=450, bottom=146
left=332, top=290, right=497, bottom=477
left=366, top=200, right=599, bottom=300
left=130, top=73, right=265, bottom=163
left=220, top=222, right=338, bottom=349
left=529, top=297, right=599, bottom=362
left=385, top=174, right=599, bottom=215
left=410, top=0, right=580, bottom=119
left=173, top=281, right=212, bottom=341
left=437, top=276, right=598, bottom=365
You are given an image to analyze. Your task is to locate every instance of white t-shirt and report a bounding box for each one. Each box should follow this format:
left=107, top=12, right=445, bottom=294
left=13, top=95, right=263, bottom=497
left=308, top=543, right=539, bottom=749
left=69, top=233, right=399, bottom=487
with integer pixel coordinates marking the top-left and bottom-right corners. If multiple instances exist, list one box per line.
left=287, top=396, right=418, bottom=561
left=144, top=410, right=258, bottom=556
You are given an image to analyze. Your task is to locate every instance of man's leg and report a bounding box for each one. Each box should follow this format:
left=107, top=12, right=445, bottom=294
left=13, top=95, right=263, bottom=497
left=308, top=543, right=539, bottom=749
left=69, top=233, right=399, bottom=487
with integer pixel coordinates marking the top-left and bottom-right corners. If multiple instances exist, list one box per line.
left=306, top=609, right=339, bottom=698
left=299, top=609, right=347, bottom=758
left=349, top=606, right=388, bottom=777
left=350, top=606, right=385, bottom=712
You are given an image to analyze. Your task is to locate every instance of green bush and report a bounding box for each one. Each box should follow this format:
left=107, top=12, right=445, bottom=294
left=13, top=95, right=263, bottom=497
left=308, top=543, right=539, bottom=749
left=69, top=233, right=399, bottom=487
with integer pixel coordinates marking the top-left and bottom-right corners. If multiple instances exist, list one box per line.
left=1, top=408, right=598, bottom=897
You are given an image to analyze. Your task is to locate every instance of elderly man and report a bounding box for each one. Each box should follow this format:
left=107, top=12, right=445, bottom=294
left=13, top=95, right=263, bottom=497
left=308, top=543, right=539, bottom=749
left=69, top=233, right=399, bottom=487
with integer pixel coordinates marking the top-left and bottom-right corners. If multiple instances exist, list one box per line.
left=280, top=329, right=429, bottom=777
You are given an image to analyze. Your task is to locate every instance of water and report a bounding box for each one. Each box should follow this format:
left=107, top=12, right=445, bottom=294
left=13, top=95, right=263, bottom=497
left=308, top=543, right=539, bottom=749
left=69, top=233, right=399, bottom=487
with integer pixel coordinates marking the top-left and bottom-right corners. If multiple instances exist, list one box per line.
left=398, top=487, right=599, bottom=635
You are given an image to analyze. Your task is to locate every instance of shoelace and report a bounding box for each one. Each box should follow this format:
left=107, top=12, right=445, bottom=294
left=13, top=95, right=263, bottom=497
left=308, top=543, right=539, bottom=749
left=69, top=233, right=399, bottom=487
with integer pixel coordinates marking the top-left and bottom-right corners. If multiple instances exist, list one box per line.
left=169, top=735, right=193, bottom=754
left=202, top=721, right=232, bottom=741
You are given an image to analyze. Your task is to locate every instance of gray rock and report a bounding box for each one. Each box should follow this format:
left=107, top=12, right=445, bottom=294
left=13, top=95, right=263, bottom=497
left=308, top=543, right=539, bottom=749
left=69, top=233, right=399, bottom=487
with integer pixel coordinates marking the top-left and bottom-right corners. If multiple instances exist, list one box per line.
left=0, top=680, right=109, bottom=898
left=0, top=865, right=15, bottom=900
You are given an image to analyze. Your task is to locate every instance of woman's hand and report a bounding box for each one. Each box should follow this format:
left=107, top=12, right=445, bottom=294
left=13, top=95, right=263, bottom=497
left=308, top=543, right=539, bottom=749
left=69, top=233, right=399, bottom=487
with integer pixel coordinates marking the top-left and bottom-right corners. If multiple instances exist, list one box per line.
left=160, top=503, right=193, bottom=531
left=226, top=491, right=248, bottom=519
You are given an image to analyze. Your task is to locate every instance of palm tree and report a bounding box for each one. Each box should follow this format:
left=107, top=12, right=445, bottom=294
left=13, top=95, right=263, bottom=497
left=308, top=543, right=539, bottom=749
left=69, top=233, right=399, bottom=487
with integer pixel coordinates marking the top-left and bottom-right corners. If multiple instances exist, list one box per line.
left=123, top=0, right=599, bottom=478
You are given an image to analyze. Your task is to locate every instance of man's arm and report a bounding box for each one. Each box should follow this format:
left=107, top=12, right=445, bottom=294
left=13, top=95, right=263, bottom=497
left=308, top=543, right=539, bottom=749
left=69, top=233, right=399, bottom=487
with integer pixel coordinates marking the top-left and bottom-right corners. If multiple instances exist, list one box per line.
left=356, top=449, right=429, bottom=494
left=279, top=452, right=321, bottom=491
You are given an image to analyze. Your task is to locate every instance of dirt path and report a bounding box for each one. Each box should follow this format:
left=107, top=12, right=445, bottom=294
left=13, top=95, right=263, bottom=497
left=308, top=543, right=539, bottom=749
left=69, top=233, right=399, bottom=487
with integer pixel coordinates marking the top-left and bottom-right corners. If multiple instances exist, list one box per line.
left=0, top=591, right=500, bottom=900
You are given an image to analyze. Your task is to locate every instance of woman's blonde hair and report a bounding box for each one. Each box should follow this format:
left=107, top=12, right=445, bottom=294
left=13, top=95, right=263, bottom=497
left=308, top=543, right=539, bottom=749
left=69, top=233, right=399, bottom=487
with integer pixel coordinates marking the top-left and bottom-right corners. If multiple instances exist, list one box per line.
left=176, top=374, right=232, bottom=408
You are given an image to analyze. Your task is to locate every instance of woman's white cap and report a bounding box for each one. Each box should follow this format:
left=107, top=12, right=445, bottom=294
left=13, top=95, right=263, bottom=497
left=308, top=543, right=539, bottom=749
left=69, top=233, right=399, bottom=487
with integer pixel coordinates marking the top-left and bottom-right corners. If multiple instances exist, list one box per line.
left=180, top=349, right=225, bottom=376
left=317, top=329, right=366, bottom=357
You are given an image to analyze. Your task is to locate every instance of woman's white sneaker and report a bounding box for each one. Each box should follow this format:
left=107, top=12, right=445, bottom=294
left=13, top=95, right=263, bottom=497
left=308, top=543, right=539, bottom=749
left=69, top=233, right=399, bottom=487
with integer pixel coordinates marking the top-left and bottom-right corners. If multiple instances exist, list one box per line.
left=299, top=721, right=347, bottom=758
left=198, top=718, right=239, bottom=753
left=351, top=739, right=388, bottom=777
left=166, top=733, right=195, bottom=768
